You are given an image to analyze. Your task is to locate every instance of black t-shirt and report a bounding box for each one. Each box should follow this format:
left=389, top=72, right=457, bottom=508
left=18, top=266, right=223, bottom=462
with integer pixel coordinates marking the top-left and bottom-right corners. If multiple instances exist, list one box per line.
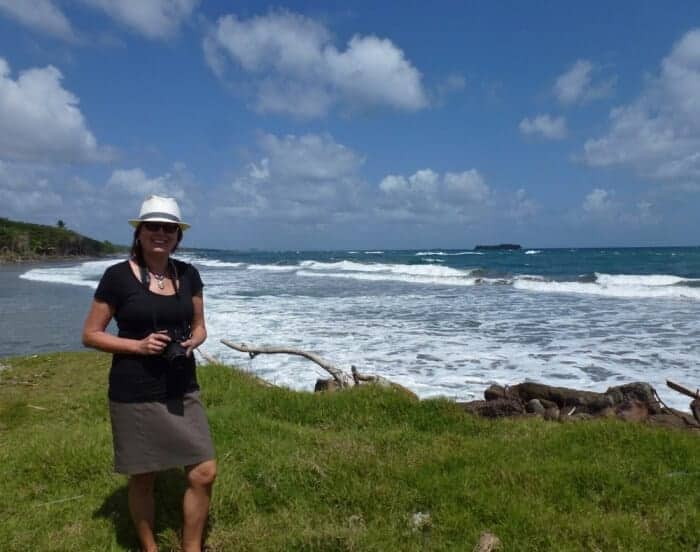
left=94, top=259, right=204, bottom=403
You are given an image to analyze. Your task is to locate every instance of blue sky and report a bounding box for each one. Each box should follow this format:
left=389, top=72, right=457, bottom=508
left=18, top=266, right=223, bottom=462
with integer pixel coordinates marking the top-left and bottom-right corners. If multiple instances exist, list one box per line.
left=1, top=1, right=700, bottom=249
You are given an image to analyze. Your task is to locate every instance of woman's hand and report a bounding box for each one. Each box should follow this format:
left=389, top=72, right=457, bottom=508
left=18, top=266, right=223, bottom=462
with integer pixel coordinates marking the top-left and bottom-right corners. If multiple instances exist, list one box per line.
left=182, top=294, right=207, bottom=357
left=138, top=331, right=171, bottom=355
left=180, top=336, right=203, bottom=357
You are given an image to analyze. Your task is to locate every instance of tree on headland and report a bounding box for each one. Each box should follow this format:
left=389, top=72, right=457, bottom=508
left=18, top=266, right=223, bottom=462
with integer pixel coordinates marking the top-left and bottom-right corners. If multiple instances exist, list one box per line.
left=56, top=220, right=66, bottom=229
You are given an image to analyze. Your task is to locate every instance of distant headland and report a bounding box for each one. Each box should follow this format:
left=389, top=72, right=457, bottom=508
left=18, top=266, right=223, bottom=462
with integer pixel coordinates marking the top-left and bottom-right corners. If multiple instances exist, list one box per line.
left=0, top=217, right=123, bottom=263
left=473, top=243, right=522, bottom=251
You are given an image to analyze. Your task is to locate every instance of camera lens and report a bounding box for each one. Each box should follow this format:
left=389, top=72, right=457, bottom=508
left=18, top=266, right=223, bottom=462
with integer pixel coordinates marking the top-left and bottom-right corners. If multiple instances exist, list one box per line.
left=163, top=341, right=188, bottom=369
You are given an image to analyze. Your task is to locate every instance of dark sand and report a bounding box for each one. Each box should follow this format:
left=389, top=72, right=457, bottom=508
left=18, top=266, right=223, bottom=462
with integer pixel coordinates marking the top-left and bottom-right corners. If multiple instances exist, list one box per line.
left=0, top=261, right=99, bottom=358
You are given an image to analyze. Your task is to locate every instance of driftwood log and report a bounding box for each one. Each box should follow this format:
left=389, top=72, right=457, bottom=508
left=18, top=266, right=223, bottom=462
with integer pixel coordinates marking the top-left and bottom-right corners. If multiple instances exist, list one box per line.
left=195, top=348, right=219, bottom=365
left=460, top=380, right=700, bottom=431
left=220, top=340, right=417, bottom=398
left=666, top=380, right=700, bottom=425
left=212, top=342, right=697, bottom=429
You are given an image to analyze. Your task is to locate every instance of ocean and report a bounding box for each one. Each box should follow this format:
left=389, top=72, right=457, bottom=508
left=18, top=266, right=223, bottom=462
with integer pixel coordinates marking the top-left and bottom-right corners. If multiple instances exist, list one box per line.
left=4, top=247, right=700, bottom=410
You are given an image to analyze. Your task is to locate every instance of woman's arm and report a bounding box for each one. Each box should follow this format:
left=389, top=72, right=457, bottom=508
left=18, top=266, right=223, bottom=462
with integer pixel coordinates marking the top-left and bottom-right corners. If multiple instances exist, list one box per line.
left=182, top=294, right=207, bottom=356
left=82, top=299, right=171, bottom=355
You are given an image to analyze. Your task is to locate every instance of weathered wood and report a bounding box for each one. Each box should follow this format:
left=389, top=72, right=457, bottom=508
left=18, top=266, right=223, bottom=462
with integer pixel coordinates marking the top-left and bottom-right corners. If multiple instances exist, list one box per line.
left=196, top=348, right=219, bottom=365
left=459, top=398, right=525, bottom=418
left=510, top=382, right=613, bottom=412
left=666, top=380, right=699, bottom=399
left=351, top=366, right=418, bottom=398
left=606, top=382, right=658, bottom=407
left=691, top=399, right=700, bottom=425
left=220, top=340, right=354, bottom=388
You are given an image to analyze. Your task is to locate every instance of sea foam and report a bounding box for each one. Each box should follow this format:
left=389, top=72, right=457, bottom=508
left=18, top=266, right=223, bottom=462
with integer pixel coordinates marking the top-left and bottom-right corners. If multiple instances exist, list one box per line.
left=19, top=259, right=119, bottom=289
left=14, top=249, right=700, bottom=411
left=513, top=272, right=700, bottom=300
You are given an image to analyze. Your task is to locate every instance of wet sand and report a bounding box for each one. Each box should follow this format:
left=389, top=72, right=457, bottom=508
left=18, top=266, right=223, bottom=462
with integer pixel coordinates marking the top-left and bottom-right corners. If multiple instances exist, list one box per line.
left=0, top=261, right=96, bottom=358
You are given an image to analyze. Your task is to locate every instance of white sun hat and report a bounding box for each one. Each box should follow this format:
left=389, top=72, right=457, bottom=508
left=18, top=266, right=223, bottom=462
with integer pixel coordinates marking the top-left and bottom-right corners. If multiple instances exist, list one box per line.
left=128, top=195, right=190, bottom=230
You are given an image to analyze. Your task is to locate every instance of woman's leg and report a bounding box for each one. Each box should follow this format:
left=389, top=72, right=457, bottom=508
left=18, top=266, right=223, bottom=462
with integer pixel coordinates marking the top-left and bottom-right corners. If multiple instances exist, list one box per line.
left=182, top=459, right=217, bottom=552
left=128, top=472, right=158, bottom=552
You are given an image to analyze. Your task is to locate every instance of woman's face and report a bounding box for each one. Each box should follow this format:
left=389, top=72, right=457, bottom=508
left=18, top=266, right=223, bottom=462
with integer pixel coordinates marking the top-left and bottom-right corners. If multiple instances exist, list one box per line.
left=138, top=221, right=180, bottom=255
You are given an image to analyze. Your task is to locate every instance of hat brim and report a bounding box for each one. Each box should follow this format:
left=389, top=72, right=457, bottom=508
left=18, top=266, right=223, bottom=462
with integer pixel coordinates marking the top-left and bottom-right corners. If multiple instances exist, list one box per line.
left=129, top=217, right=190, bottom=230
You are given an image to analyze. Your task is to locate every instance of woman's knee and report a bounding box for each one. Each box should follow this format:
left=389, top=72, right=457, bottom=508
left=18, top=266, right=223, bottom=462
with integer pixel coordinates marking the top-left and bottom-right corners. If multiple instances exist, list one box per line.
left=129, top=472, right=156, bottom=492
left=187, top=459, right=217, bottom=487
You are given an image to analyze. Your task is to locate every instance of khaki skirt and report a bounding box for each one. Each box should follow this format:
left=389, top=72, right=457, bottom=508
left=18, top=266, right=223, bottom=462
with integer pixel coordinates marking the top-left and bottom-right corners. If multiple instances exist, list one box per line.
left=109, top=391, right=215, bottom=475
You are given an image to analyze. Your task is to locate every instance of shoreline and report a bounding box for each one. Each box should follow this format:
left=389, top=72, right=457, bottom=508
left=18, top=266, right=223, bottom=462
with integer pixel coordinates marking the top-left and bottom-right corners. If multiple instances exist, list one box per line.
left=0, top=253, right=108, bottom=266
left=0, top=263, right=99, bottom=359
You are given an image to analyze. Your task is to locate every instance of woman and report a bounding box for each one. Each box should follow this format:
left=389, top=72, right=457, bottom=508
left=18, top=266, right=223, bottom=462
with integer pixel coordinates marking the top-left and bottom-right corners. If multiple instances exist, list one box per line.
left=83, top=195, right=216, bottom=552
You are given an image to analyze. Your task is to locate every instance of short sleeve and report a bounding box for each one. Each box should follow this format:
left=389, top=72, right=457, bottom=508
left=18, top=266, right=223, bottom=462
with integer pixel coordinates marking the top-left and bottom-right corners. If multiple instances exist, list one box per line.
left=94, top=263, right=122, bottom=307
left=189, top=264, right=204, bottom=296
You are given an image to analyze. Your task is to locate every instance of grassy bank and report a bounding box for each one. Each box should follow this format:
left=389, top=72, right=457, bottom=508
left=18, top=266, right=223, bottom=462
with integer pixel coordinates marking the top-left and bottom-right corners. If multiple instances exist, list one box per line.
left=1, top=352, right=699, bottom=551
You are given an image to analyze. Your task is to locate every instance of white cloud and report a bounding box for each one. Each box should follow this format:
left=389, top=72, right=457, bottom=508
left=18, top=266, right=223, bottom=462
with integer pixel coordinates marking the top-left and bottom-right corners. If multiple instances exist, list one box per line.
left=81, top=0, right=199, bottom=39
left=507, top=188, right=540, bottom=220
left=519, top=114, right=567, bottom=140
left=106, top=167, right=186, bottom=200
left=378, top=168, right=492, bottom=223
left=0, top=161, right=198, bottom=234
left=578, top=187, right=657, bottom=227
left=0, top=161, right=63, bottom=219
left=0, top=0, right=74, bottom=40
left=444, top=170, right=490, bottom=202
left=380, top=169, right=439, bottom=195
left=0, top=58, right=108, bottom=163
left=203, top=10, right=428, bottom=118
left=583, top=188, right=614, bottom=214
left=554, top=59, right=615, bottom=105
left=0, top=186, right=63, bottom=216
left=217, top=132, right=366, bottom=223
left=70, top=165, right=198, bottom=231
left=583, top=29, right=700, bottom=180
left=0, top=0, right=199, bottom=40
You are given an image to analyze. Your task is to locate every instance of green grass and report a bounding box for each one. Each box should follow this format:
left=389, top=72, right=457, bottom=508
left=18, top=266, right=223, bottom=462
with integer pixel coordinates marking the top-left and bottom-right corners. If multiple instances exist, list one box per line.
left=1, top=352, right=699, bottom=551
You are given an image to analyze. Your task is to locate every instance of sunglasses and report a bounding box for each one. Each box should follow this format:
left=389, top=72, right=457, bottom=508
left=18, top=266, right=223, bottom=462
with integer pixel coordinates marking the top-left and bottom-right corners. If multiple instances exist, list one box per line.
left=142, top=221, right=179, bottom=234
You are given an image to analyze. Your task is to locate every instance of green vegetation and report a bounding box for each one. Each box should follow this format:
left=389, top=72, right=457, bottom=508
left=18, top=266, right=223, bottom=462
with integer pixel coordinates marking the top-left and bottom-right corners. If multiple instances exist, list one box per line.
left=0, top=217, right=122, bottom=262
left=1, top=352, right=699, bottom=551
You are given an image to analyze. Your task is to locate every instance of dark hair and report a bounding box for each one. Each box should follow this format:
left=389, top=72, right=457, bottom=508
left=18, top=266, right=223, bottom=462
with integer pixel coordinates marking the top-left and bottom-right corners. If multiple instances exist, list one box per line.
left=130, top=224, right=183, bottom=265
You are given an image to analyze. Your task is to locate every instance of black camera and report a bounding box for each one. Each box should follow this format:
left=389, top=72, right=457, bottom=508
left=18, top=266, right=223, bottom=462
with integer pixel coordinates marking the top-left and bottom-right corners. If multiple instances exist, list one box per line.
left=161, top=329, right=190, bottom=369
